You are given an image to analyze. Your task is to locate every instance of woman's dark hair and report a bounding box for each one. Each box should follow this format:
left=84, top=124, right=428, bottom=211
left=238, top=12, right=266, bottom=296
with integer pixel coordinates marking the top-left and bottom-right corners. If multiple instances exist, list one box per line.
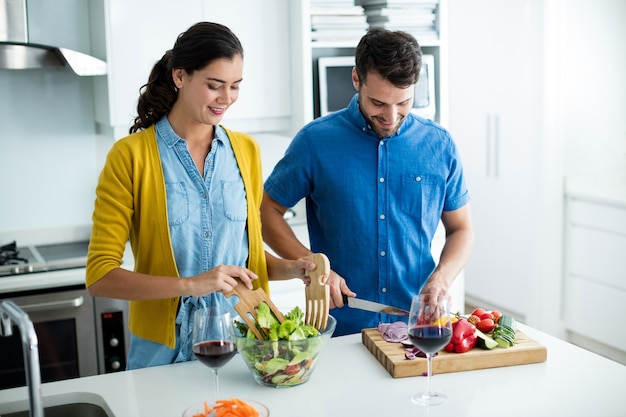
left=354, top=28, right=422, bottom=89
left=129, top=22, right=244, bottom=133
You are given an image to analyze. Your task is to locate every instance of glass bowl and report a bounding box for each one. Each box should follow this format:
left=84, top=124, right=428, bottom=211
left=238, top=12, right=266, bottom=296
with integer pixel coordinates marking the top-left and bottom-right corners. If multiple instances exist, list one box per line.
left=182, top=399, right=269, bottom=417
left=234, top=315, right=336, bottom=388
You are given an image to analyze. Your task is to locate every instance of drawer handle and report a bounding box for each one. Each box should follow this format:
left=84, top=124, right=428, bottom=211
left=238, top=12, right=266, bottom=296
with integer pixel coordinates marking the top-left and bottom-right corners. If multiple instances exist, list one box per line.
left=18, top=296, right=85, bottom=313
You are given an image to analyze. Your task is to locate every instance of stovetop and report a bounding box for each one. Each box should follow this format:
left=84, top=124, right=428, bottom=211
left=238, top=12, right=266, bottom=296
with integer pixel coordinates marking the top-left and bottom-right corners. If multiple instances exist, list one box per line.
left=0, top=240, right=89, bottom=277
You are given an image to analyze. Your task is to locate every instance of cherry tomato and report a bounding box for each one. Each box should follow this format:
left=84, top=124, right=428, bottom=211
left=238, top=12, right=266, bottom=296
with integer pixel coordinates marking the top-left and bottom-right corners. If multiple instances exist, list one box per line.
left=477, top=318, right=496, bottom=333
left=471, top=307, right=486, bottom=317
left=468, top=314, right=480, bottom=325
left=479, top=312, right=493, bottom=320
left=492, top=310, right=502, bottom=323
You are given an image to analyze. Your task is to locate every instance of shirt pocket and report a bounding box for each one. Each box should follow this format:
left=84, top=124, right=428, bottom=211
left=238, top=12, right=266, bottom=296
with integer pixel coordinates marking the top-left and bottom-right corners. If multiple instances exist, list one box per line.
left=399, top=173, right=444, bottom=219
left=221, top=180, right=247, bottom=222
left=165, top=182, right=189, bottom=226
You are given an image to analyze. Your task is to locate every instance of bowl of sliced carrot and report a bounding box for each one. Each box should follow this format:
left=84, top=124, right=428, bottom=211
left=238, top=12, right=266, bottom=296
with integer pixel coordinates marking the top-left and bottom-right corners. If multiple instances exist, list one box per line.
left=182, top=398, right=269, bottom=417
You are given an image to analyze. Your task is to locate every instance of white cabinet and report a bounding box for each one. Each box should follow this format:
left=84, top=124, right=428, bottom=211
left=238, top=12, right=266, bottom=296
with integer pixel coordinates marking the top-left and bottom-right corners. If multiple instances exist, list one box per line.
left=447, top=0, right=561, bottom=324
left=95, top=0, right=292, bottom=136
left=563, top=198, right=626, bottom=352
left=201, top=0, right=292, bottom=133
left=94, top=0, right=203, bottom=135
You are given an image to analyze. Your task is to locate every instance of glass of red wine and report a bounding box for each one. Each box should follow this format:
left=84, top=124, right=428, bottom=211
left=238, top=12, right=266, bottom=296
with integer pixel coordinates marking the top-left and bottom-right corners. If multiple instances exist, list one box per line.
left=408, top=293, right=453, bottom=406
left=192, top=306, right=236, bottom=402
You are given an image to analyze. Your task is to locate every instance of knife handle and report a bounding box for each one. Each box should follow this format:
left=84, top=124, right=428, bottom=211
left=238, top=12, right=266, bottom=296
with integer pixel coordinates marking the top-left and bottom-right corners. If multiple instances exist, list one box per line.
left=342, top=293, right=350, bottom=305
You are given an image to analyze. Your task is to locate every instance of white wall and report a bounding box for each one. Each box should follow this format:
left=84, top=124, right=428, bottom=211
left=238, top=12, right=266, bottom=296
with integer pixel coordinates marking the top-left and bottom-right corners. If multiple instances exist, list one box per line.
left=0, top=69, right=100, bottom=238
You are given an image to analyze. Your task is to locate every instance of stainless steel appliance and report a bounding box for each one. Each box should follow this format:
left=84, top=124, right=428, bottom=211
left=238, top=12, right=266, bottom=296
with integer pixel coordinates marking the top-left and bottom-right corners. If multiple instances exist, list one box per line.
left=0, top=240, right=89, bottom=277
left=0, top=240, right=129, bottom=390
left=0, top=0, right=107, bottom=75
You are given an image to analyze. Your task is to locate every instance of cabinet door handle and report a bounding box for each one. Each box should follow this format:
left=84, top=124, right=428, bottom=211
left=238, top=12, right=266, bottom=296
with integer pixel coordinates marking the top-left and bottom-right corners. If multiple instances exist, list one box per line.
left=486, top=114, right=492, bottom=177
left=486, top=113, right=500, bottom=179
left=494, top=113, right=500, bottom=179
left=16, top=296, right=85, bottom=313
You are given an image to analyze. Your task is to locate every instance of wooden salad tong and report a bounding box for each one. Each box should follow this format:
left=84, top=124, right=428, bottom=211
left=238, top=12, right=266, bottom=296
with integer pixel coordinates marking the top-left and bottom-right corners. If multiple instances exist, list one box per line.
left=305, top=253, right=331, bottom=330
left=223, top=284, right=284, bottom=340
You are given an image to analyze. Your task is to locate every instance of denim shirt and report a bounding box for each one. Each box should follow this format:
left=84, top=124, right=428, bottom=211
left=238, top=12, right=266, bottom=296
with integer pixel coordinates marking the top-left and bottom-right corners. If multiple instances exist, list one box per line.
left=265, top=94, right=470, bottom=336
left=127, top=117, right=248, bottom=369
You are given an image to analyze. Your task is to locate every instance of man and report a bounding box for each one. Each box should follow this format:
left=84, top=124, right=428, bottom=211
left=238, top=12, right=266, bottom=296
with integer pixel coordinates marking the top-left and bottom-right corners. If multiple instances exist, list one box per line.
left=261, top=28, right=474, bottom=336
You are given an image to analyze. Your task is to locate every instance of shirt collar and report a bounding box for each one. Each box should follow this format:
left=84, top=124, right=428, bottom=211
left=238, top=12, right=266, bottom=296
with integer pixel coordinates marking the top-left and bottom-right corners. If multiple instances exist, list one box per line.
left=346, top=94, right=411, bottom=140
left=155, top=116, right=226, bottom=147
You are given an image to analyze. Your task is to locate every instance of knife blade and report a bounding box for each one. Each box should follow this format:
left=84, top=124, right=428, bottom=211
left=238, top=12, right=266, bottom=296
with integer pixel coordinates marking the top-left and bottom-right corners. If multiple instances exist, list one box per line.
left=342, top=295, right=409, bottom=316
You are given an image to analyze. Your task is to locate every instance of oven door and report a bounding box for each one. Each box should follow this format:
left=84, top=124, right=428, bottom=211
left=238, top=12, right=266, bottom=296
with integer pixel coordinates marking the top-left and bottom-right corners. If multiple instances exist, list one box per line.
left=0, top=287, right=97, bottom=389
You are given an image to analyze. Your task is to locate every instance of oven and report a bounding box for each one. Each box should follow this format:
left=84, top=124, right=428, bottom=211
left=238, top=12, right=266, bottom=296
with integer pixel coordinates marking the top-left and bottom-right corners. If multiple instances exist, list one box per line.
left=0, top=240, right=130, bottom=390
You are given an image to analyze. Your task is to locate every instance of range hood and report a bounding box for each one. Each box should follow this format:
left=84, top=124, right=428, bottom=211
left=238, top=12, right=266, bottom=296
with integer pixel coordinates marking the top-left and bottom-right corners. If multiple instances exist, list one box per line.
left=0, top=0, right=106, bottom=76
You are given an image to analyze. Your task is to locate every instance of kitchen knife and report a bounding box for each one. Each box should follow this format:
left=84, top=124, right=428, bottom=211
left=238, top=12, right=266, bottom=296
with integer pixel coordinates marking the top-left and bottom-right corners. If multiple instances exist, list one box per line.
left=342, top=295, right=409, bottom=316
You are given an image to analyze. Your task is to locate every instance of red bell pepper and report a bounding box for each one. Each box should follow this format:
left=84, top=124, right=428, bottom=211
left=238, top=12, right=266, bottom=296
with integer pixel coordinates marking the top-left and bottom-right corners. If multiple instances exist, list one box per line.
left=445, top=318, right=477, bottom=353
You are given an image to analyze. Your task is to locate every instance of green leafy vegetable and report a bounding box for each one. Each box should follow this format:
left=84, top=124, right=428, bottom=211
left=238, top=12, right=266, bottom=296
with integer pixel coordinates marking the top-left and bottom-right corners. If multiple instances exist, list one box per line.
left=234, top=303, right=326, bottom=387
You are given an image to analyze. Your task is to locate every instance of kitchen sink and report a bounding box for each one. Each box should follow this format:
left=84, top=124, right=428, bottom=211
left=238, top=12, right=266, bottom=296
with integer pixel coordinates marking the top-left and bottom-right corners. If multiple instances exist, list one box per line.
left=1, top=402, right=108, bottom=417
left=0, top=392, right=114, bottom=417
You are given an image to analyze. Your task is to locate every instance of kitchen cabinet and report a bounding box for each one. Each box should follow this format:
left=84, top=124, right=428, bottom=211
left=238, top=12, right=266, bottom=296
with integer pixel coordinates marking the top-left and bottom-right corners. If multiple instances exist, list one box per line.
left=94, top=0, right=203, bottom=136
left=447, top=0, right=562, bottom=325
left=94, top=0, right=292, bottom=137
left=201, top=0, right=292, bottom=133
left=563, top=184, right=626, bottom=361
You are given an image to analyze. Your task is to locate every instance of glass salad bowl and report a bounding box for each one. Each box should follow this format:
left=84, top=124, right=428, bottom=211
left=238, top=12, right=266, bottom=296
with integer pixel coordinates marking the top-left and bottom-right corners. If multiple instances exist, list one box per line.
left=233, top=310, right=336, bottom=388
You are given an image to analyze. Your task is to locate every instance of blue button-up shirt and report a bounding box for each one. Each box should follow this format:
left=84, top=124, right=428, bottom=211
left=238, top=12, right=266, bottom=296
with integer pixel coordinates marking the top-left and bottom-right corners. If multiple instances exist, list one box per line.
left=127, top=117, right=248, bottom=369
left=264, top=94, right=470, bottom=336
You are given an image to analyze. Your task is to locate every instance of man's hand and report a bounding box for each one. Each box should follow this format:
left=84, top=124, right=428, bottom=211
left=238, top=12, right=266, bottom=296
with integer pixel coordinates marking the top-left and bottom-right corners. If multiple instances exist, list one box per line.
left=326, top=269, right=356, bottom=308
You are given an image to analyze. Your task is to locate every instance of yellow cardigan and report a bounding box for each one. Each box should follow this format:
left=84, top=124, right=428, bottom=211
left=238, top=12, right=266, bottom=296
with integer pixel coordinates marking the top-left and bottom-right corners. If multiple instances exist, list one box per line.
left=86, top=125, right=269, bottom=348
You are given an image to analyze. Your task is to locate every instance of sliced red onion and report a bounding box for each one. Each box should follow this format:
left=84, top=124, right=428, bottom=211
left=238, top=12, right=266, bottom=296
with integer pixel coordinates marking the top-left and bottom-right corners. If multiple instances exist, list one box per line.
left=378, top=321, right=409, bottom=343
left=404, top=347, right=438, bottom=361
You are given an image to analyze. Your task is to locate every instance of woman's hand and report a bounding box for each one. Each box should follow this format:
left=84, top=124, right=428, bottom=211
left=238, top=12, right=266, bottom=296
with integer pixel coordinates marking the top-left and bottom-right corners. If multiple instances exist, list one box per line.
left=187, top=265, right=258, bottom=296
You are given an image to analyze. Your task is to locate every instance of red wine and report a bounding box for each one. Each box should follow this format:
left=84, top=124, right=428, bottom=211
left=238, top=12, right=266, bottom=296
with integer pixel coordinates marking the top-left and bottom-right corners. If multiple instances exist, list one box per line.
left=408, top=326, right=452, bottom=354
left=193, top=340, right=236, bottom=368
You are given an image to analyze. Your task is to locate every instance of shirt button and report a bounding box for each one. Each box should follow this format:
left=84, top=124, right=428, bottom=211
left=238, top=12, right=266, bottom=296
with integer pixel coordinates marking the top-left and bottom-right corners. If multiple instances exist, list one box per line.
left=204, top=231, right=210, bottom=238
left=380, top=214, right=385, bottom=220
left=381, top=288, right=387, bottom=293
left=202, top=193, right=208, bottom=199
left=380, top=251, right=386, bottom=257
left=415, top=176, right=422, bottom=182
left=379, top=177, right=385, bottom=183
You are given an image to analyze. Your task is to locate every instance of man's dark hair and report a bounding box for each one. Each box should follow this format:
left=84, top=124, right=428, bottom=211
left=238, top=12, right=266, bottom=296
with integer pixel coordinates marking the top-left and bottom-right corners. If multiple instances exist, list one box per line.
left=354, top=28, right=422, bottom=88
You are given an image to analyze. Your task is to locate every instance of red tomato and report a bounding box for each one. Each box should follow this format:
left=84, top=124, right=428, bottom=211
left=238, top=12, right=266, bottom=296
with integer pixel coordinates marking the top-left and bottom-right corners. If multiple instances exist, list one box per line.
left=479, top=312, right=493, bottom=320
left=492, top=310, right=502, bottom=323
left=468, top=314, right=480, bottom=325
left=477, top=318, right=496, bottom=333
left=284, top=364, right=301, bottom=375
left=471, top=307, right=486, bottom=317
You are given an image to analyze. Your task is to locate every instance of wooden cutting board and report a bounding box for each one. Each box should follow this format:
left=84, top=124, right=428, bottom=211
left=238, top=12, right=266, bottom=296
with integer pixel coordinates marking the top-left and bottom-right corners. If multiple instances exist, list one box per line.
left=362, top=327, right=547, bottom=378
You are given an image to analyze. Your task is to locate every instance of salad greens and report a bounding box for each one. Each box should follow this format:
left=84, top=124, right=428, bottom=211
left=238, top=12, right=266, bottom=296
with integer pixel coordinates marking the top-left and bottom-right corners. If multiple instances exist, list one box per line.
left=234, top=303, right=327, bottom=387
left=234, top=302, right=320, bottom=341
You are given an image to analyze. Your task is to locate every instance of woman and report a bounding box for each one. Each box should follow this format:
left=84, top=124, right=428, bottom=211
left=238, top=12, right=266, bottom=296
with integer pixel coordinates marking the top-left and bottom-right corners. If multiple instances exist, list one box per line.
left=86, top=22, right=317, bottom=369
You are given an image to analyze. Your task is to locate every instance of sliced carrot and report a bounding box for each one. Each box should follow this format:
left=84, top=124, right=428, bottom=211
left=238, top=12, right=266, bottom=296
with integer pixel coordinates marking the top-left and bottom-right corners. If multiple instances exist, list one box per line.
left=208, top=398, right=258, bottom=417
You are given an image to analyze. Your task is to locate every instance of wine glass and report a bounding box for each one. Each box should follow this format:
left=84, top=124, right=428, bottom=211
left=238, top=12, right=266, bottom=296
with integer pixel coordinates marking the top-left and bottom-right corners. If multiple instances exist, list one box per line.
left=192, top=306, right=236, bottom=402
left=407, top=293, right=453, bottom=406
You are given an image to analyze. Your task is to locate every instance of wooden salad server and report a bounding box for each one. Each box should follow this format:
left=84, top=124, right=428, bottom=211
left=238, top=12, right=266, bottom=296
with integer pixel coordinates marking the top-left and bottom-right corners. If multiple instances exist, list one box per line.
left=305, top=253, right=331, bottom=330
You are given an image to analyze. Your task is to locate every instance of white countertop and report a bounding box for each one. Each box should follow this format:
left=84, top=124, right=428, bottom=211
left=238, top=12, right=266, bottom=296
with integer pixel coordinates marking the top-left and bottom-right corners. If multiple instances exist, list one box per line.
left=1, top=323, right=624, bottom=417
